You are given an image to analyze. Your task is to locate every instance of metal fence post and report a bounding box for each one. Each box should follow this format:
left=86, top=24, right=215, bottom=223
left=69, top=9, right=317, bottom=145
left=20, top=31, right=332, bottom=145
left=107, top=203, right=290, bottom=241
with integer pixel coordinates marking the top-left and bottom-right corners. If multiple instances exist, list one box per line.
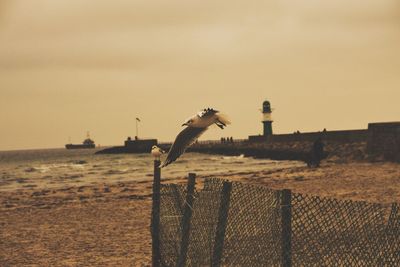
left=151, top=160, right=161, bottom=267
left=212, top=181, right=233, bottom=267
left=177, top=173, right=196, bottom=267
left=281, top=189, right=292, bottom=267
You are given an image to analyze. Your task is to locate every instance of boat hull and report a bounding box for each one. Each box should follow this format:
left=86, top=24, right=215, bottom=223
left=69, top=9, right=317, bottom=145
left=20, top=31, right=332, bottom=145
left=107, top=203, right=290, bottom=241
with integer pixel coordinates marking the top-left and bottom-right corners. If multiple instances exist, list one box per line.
left=65, top=144, right=95, bottom=149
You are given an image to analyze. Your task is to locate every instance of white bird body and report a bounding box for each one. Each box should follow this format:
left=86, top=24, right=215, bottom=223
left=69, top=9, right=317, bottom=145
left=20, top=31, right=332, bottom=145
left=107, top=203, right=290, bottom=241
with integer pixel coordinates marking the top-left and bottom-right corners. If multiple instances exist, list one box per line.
left=183, top=109, right=230, bottom=128
left=186, top=113, right=218, bottom=128
left=151, top=145, right=165, bottom=160
left=161, top=108, right=230, bottom=167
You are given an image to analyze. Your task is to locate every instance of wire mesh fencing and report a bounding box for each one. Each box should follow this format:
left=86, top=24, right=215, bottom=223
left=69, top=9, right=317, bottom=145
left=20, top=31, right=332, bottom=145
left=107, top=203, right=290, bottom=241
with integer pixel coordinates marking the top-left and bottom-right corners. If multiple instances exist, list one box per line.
left=154, top=177, right=399, bottom=266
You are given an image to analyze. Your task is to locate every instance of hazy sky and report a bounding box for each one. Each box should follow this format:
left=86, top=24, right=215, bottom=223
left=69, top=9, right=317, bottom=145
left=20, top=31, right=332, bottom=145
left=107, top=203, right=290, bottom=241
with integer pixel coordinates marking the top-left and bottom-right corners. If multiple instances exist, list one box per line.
left=0, top=0, right=399, bottom=150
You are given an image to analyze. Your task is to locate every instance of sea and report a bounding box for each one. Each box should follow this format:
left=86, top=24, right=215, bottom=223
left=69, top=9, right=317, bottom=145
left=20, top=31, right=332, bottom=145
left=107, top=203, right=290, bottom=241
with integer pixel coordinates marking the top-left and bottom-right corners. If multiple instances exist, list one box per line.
left=0, top=148, right=304, bottom=192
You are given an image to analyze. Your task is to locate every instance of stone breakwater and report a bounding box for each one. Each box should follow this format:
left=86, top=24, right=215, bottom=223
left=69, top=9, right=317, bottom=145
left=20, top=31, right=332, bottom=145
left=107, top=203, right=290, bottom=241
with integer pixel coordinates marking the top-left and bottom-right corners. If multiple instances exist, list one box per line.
left=96, top=122, right=399, bottom=163
left=185, top=141, right=368, bottom=163
left=167, top=121, right=400, bottom=163
left=156, top=140, right=369, bottom=165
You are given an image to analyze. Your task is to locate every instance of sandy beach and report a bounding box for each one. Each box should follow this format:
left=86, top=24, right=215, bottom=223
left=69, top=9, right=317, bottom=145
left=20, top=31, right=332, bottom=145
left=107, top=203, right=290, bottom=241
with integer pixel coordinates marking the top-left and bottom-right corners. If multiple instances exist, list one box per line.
left=1, top=161, right=399, bottom=266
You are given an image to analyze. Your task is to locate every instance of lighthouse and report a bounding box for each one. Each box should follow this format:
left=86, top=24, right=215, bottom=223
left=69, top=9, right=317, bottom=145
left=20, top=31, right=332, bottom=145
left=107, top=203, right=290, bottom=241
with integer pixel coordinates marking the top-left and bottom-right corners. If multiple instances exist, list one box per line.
left=262, top=100, right=273, bottom=136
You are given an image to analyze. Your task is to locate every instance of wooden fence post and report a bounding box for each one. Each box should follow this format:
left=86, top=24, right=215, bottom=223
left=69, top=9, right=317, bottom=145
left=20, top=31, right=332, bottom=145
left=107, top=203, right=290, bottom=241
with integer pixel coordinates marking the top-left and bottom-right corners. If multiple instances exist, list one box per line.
left=151, top=160, right=161, bottom=267
left=212, top=181, right=233, bottom=267
left=177, top=173, right=196, bottom=267
left=281, top=189, right=292, bottom=267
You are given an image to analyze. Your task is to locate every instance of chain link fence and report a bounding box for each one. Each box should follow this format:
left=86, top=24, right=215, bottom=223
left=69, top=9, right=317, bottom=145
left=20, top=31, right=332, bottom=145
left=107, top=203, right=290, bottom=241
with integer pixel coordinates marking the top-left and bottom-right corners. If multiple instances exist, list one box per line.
left=154, top=177, right=399, bottom=266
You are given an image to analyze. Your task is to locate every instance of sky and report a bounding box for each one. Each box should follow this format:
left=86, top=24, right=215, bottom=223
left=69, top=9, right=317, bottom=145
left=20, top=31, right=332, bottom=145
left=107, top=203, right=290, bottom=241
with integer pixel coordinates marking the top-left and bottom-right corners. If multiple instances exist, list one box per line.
left=0, top=0, right=399, bottom=150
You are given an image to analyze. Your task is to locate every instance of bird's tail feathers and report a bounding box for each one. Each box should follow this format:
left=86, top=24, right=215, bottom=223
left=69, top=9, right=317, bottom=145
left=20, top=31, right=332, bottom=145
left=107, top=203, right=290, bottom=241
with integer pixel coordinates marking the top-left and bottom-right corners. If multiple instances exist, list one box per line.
left=216, top=113, right=231, bottom=125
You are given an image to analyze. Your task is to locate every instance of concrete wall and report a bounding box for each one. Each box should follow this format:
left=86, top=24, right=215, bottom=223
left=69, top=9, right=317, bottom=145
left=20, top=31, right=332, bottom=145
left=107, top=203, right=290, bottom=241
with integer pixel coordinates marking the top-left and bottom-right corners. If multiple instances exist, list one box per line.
left=367, top=122, right=400, bottom=161
left=249, top=121, right=400, bottom=162
left=249, top=129, right=368, bottom=143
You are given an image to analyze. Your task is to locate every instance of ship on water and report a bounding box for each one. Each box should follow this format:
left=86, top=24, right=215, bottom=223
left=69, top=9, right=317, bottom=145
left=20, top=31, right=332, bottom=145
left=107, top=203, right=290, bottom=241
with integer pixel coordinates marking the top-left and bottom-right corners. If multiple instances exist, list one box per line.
left=65, top=132, right=95, bottom=149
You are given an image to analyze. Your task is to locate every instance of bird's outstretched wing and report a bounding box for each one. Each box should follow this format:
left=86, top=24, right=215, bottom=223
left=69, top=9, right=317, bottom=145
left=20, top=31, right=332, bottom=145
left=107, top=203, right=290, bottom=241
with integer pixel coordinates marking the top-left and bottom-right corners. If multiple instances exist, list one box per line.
left=161, top=126, right=207, bottom=168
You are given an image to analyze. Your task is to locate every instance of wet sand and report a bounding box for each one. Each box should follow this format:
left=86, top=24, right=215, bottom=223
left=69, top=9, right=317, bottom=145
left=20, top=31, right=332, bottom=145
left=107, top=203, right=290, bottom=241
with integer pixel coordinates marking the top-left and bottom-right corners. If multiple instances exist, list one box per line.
left=1, top=162, right=399, bottom=266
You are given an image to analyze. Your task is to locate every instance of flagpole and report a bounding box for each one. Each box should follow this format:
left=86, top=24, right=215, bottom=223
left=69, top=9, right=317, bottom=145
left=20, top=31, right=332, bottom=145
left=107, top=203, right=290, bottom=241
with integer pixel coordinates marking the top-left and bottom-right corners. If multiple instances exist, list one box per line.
left=136, top=118, right=139, bottom=139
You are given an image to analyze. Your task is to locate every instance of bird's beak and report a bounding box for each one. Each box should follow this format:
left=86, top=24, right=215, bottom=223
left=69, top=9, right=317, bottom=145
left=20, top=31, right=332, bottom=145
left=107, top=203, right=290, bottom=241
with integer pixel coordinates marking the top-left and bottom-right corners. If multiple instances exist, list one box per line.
left=182, top=123, right=187, bottom=126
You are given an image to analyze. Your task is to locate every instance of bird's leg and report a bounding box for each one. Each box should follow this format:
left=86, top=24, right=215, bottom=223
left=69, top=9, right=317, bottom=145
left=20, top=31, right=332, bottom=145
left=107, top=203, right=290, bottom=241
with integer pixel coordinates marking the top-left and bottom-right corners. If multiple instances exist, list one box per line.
left=216, top=119, right=226, bottom=126
left=215, top=122, right=224, bottom=129
left=215, top=119, right=226, bottom=129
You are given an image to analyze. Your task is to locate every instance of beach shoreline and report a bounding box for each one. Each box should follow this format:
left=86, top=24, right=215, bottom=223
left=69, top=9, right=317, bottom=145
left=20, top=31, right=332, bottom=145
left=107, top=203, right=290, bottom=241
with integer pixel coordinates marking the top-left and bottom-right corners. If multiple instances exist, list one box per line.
left=1, top=161, right=399, bottom=266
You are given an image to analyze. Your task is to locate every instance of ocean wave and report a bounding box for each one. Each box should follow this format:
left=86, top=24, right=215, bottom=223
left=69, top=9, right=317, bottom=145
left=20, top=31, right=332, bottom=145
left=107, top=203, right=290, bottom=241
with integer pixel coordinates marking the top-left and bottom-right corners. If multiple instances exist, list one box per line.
left=15, top=178, right=28, bottom=183
left=191, top=168, right=206, bottom=172
left=25, top=166, right=51, bottom=173
left=220, top=161, right=244, bottom=165
left=26, top=163, right=86, bottom=173
left=2, top=149, right=304, bottom=192
left=174, top=159, right=189, bottom=164
left=61, top=174, right=83, bottom=179
left=70, top=160, right=88, bottom=165
left=222, top=154, right=245, bottom=160
left=25, top=167, right=38, bottom=172
left=103, top=169, right=128, bottom=175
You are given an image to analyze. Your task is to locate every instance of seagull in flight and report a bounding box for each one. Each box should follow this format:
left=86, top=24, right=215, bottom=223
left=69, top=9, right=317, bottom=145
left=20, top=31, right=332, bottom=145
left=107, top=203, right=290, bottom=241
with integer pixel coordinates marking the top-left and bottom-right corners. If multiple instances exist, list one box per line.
left=151, top=145, right=165, bottom=160
left=161, top=108, right=230, bottom=168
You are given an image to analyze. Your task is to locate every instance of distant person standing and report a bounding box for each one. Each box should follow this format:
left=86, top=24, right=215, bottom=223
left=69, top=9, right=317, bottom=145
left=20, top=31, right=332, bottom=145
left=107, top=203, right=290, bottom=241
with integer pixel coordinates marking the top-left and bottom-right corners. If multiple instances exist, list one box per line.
left=312, top=137, right=324, bottom=167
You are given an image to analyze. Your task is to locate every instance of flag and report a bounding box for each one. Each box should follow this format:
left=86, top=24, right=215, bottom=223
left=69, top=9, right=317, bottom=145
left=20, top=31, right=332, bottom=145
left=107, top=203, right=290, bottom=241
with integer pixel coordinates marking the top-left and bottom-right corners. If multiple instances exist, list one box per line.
left=136, top=117, right=141, bottom=122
